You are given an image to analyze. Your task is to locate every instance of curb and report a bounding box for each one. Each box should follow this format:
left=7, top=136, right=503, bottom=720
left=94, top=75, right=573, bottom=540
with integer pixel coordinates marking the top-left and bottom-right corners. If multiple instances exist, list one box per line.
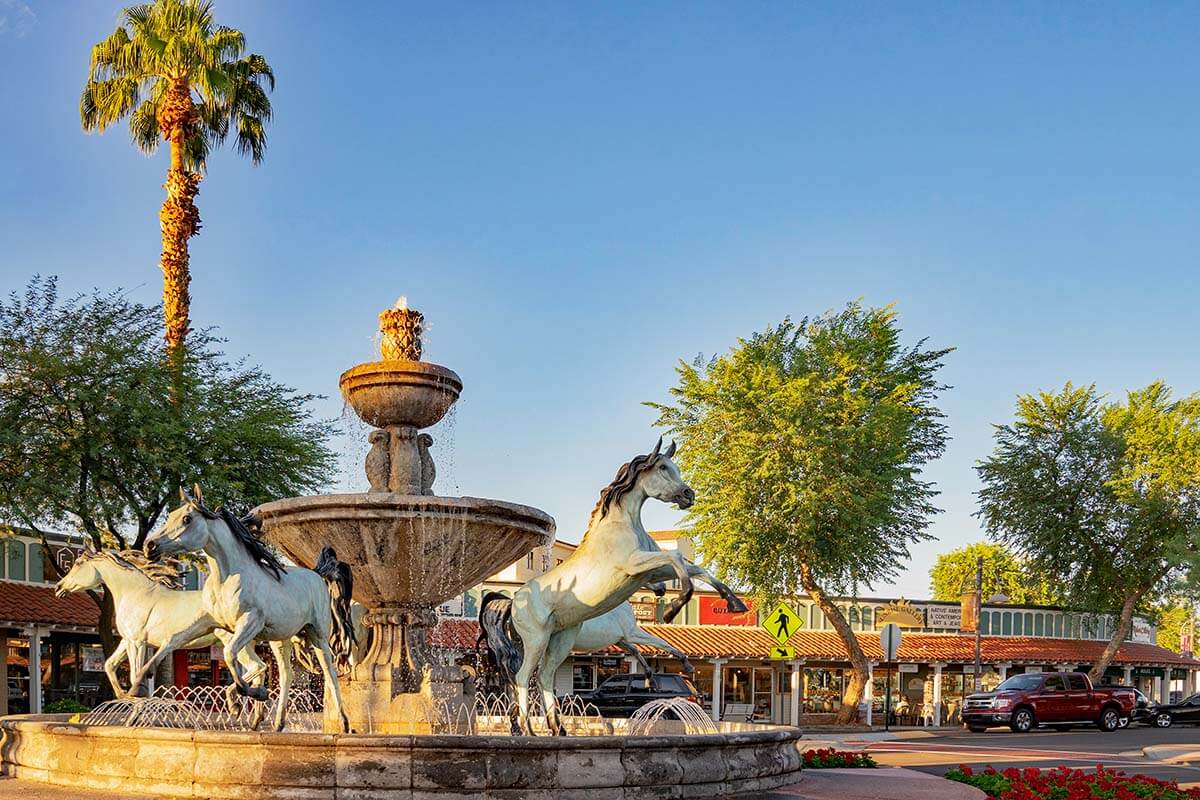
left=1142, top=744, right=1200, bottom=764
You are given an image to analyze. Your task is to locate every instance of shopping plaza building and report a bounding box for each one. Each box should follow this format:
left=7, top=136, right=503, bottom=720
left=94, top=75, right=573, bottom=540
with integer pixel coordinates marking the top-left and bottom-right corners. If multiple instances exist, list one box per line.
left=4, top=527, right=1199, bottom=725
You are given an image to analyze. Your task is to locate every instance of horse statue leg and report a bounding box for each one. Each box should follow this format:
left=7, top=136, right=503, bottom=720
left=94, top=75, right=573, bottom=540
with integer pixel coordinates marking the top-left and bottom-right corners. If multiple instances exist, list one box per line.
left=268, top=640, right=294, bottom=732
left=103, top=639, right=130, bottom=699
left=622, top=550, right=695, bottom=621
left=615, top=641, right=654, bottom=674
left=306, top=634, right=350, bottom=733
left=683, top=563, right=749, bottom=614
left=621, top=630, right=694, bottom=673
left=223, top=612, right=270, bottom=701
left=539, top=628, right=579, bottom=736
left=128, top=616, right=221, bottom=697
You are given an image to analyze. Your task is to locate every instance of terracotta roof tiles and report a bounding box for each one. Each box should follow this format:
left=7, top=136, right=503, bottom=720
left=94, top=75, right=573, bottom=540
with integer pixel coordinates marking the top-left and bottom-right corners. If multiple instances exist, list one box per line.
left=0, top=581, right=100, bottom=628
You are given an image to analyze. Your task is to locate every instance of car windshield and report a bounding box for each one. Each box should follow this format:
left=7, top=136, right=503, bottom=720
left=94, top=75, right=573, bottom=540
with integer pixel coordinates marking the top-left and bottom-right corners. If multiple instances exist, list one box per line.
left=994, top=674, right=1044, bottom=692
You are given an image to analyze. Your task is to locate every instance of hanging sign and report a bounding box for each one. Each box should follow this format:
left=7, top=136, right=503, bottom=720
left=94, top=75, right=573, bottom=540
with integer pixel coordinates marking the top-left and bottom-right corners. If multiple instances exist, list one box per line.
left=763, top=603, right=803, bottom=645
left=698, top=596, right=757, bottom=626
left=876, top=599, right=924, bottom=629
left=898, top=664, right=919, bottom=673
left=769, top=646, right=796, bottom=660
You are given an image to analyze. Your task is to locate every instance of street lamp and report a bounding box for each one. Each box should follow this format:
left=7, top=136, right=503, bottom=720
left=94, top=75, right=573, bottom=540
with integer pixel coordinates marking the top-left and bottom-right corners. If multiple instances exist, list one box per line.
left=966, top=555, right=1009, bottom=693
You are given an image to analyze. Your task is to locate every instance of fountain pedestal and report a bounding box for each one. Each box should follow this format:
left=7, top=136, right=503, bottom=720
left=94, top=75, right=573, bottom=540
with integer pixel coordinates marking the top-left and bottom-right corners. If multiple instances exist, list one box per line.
left=255, top=303, right=555, bottom=734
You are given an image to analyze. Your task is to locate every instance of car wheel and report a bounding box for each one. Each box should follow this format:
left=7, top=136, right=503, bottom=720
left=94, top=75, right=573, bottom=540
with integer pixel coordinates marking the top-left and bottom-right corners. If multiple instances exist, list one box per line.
left=1118, top=716, right=1130, bottom=729
left=1155, top=712, right=1173, bottom=728
left=1098, top=708, right=1120, bottom=732
left=967, top=726, right=987, bottom=733
left=1010, top=708, right=1035, bottom=733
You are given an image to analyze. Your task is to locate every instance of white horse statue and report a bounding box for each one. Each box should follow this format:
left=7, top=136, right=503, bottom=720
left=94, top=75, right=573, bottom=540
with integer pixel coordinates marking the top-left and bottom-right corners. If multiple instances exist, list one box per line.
left=54, top=546, right=268, bottom=707
left=480, top=438, right=746, bottom=735
left=572, top=601, right=695, bottom=674
left=141, top=485, right=357, bottom=732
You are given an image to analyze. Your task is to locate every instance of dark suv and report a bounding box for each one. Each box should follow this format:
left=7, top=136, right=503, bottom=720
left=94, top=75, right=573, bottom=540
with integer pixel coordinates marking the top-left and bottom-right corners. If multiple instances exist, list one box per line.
left=574, top=673, right=703, bottom=717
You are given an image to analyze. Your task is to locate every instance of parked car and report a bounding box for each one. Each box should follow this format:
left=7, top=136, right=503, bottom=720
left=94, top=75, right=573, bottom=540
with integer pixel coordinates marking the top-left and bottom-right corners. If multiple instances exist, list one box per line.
left=1143, top=692, right=1200, bottom=728
left=962, top=671, right=1135, bottom=733
left=574, top=672, right=703, bottom=717
left=1120, top=688, right=1157, bottom=728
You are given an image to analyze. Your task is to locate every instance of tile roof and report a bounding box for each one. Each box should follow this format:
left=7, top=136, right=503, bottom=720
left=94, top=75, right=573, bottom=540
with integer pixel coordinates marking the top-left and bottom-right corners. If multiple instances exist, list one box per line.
left=430, top=617, right=1200, bottom=668
left=0, top=581, right=100, bottom=628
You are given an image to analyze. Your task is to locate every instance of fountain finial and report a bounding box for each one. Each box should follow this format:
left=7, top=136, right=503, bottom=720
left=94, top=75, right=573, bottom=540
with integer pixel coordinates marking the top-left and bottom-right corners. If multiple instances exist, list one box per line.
left=379, top=296, right=424, bottom=361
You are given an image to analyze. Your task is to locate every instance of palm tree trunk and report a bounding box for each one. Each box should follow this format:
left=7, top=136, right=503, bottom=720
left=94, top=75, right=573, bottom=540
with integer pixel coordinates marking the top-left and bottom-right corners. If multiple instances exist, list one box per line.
left=158, top=79, right=201, bottom=360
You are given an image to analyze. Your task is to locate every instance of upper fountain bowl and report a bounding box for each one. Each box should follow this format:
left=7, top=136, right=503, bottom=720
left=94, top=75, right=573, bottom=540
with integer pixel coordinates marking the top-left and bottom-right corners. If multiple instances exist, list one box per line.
left=340, top=360, right=463, bottom=429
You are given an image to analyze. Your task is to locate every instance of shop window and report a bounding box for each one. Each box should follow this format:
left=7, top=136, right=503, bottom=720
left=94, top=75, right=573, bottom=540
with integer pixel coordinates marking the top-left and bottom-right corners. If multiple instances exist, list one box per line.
left=861, top=607, right=873, bottom=629
left=7, top=540, right=26, bottom=582
left=1001, top=612, right=1012, bottom=635
left=848, top=606, right=860, bottom=628
left=27, top=544, right=43, bottom=583
left=980, top=613, right=990, bottom=635
left=572, top=664, right=596, bottom=692
left=803, top=668, right=843, bottom=713
left=1012, top=613, right=1022, bottom=635
left=1034, top=614, right=1044, bottom=636
left=1024, top=613, right=1033, bottom=635
left=1054, top=615, right=1063, bottom=637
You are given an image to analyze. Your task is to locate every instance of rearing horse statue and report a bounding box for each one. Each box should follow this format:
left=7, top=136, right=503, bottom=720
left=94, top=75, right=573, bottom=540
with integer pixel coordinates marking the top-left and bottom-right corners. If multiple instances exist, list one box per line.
left=480, top=438, right=747, bottom=735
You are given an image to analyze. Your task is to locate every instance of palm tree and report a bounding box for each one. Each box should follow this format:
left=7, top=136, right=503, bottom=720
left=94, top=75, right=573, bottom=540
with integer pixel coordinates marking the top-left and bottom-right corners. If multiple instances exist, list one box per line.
left=81, top=0, right=273, bottom=358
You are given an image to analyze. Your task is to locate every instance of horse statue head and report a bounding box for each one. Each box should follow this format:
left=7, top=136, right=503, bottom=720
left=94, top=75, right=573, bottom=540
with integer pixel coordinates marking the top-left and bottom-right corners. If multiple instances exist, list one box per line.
left=144, top=485, right=287, bottom=581
left=590, top=438, right=693, bottom=527
left=55, top=542, right=184, bottom=596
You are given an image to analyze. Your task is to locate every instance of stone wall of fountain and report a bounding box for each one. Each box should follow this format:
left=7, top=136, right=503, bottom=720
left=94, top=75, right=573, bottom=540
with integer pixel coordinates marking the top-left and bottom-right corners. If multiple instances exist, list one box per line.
left=254, top=302, right=555, bottom=734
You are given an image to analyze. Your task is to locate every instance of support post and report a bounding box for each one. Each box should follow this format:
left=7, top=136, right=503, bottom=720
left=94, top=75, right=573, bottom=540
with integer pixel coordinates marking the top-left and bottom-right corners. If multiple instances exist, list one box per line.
left=709, top=658, right=727, bottom=723
left=29, top=627, right=42, bottom=714
left=1122, top=666, right=1133, bottom=686
left=996, top=662, right=1011, bottom=683
left=788, top=660, right=803, bottom=727
left=932, top=662, right=945, bottom=727
left=864, top=662, right=875, bottom=727
left=626, top=656, right=639, bottom=674
left=0, top=635, right=8, bottom=716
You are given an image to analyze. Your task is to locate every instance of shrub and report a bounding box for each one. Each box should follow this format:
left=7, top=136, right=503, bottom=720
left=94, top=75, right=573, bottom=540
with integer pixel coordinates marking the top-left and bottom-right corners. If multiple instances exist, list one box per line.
left=802, top=748, right=877, bottom=768
left=43, top=698, right=90, bottom=714
left=946, top=764, right=1200, bottom=799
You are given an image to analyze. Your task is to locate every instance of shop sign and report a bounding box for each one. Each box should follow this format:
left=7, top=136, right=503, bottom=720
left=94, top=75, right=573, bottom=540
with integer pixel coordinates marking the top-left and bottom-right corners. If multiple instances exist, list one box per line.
left=699, top=596, right=757, bottom=626
left=925, top=605, right=963, bottom=630
left=876, top=599, right=924, bottom=629
left=1171, top=668, right=1189, bottom=681
left=631, top=600, right=658, bottom=622
left=770, top=646, right=796, bottom=660
left=1132, top=618, right=1155, bottom=644
left=763, top=603, right=803, bottom=645
left=599, top=657, right=622, bottom=668
left=1134, top=667, right=1165, bottom=678
left=1023, top=666, right=1044, bottom=673
left=897, top=664, right=919, bottom=673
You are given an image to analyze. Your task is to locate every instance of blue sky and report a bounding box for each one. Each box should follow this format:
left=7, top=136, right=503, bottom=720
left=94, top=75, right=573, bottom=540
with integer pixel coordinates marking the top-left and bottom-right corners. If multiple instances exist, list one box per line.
left=2, top=2, right=1198, bottom=598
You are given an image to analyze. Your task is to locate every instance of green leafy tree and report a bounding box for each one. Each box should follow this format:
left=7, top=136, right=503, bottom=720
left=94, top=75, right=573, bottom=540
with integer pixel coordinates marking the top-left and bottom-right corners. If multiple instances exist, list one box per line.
left=977, top=382, right=1200, bottom=683
left=0, top=277, right=334, bottom=653
left=650, top=302, right=951, bottom=724
left=929, top=542, right=1057, bottom=605
left=1154, top=603, right=1198, bottom=655
left=81, top=0, right=274, bottom=359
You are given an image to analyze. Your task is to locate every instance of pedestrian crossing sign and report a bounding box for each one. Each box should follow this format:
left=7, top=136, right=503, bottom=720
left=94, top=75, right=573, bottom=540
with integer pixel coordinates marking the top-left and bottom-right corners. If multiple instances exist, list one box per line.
left=763, top=602, right=803, bottom=645
left=769, top=645, right=796, bottom=660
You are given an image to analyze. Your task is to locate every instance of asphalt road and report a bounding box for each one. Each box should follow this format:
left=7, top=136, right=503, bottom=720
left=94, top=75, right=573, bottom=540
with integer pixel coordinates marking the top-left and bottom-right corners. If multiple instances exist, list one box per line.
left=865, top=725, right=1200, bottom=784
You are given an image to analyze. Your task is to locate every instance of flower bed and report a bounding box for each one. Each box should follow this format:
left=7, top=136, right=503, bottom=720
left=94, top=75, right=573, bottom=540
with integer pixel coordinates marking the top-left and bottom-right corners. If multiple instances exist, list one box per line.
left=802, top=748, right=877, bottom=768
left=946, top=765, right=1200, bottom=799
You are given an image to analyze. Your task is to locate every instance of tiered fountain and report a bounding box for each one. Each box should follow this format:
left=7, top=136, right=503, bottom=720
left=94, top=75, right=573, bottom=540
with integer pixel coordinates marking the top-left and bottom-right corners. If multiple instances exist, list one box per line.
left=0, top=302, right=805, bottom=798
left=255, top=299, right=556, bottom=733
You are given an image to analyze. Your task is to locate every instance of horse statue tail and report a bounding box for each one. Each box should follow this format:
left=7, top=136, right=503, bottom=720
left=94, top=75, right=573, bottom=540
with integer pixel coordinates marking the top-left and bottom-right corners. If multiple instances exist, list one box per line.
left=478, top=590, right=521, bottom=682
left=314, top=545, right=357, bottom=671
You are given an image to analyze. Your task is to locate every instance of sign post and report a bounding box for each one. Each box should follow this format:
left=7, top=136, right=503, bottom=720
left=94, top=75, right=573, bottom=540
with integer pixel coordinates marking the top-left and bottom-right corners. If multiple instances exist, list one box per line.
left=879, top=623, right=902, bottom=732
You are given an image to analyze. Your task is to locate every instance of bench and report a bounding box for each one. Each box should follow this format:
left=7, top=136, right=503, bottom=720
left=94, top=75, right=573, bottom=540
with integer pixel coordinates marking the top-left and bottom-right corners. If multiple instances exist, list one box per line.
left=720, top=702, right=755, bottom=722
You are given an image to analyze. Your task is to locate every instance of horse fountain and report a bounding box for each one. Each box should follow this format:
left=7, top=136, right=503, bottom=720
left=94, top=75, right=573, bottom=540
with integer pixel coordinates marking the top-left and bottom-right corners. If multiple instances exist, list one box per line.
left=0, top=302, right=805, bottom=799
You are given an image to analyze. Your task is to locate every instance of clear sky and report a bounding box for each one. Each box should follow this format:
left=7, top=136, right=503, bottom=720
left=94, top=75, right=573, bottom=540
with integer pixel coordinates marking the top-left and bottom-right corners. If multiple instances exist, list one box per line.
left=2, top=2, right=1197, bottom=599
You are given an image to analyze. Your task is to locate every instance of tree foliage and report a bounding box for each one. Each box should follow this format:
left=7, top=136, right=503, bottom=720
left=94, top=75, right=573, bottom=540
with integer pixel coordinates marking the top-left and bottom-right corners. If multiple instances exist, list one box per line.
left=649, top=302, right=951, bottom=721
left=929, top=542, right=1058, bottom=606
left=977, top=381, right=1200, bottom=680
left=80, top=0, right=274, bottom=170
left=0, top=277, right=335, bottom=650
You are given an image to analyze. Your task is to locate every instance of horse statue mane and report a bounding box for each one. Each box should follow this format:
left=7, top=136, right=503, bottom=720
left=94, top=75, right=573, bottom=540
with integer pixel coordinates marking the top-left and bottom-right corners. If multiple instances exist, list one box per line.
left=87, top=547, right=186, bottom=590
left=585, top=437, right=677, bottom=532
left=191, top=501, right=288, bottom=582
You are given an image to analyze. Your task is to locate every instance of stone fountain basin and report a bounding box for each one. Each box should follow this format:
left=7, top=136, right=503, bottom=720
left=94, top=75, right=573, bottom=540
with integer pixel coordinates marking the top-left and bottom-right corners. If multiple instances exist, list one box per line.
left=339, top=360, right=462, bottom=429
left=0, top=715, right=805, bottom=799
left=254, top=493, right=555, bottom=609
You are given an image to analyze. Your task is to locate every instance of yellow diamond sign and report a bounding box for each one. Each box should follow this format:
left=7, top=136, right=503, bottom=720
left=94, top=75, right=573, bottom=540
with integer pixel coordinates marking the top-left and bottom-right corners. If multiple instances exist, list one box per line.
left=763, top=602, right=802, bottom=645
left=769, top=645, right=796, bottom=660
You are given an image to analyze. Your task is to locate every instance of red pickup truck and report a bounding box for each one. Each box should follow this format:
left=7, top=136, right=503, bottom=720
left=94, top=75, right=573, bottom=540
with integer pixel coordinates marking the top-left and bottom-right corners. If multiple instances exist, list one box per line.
left=962, top=671, right=1135, bottom=733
